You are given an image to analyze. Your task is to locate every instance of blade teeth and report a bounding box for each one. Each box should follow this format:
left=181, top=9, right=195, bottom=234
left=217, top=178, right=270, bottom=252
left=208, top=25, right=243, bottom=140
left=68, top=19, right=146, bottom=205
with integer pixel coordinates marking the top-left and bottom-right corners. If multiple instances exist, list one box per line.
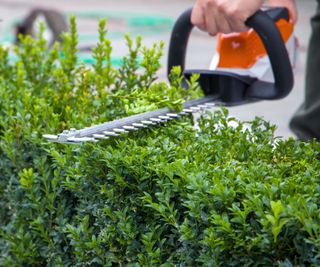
left=205, top=102, right=216, bottom=107
left=141, top=120, right=156, bottom=125
left=197, top=104, right=209, bottom=109
left=103, top=131, right=119, bottom=137
left=123, top=125, right=137, bottom=131
left=113, top=128, right=128, bottom=134
left=166, top=113, right=180, bottom=118
left=132, top=123, right=147, bottom=128
left=45, top=99, right=219, bottom=144
left=92, top=134, right=109, bottom=140
left=159, top=116, right=171, bottom=120
left=68, top=137, right=97, bottom=143
left=43, top=134, right=59, bottom=141
left=150, top=118, right=163, bottom=123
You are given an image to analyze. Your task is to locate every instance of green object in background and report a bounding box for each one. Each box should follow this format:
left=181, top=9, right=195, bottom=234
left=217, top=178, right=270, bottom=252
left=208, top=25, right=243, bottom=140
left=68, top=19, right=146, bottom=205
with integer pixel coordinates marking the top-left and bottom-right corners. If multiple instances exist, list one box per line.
left=6, top=50, right=126, bottom=66
left=78, top=53, right=123, bottom=65
left=67, top=10, right=173, bottom=31
left=0, top=10, right=173, bottom=66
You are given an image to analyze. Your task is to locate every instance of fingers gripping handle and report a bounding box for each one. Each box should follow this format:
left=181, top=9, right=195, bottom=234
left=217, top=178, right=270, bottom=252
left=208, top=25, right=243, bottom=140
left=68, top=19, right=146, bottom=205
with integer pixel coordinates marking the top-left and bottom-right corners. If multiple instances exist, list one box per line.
left=167, top=8, right=294, bottom=100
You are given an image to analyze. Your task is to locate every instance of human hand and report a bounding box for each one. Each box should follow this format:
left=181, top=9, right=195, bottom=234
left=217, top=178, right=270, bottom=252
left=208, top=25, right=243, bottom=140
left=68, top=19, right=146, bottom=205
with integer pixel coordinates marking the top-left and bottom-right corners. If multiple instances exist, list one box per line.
left=191, top=0, right=297, bottom=36
left=191, top=0, right=264, bottom=36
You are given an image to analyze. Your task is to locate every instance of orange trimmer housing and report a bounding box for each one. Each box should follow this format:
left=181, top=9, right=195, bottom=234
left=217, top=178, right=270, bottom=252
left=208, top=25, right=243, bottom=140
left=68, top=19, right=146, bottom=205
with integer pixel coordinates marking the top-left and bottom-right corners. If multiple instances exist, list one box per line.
left=215, top=16, right=295, bottom=70
left=168, top=7, right=294, bottom=103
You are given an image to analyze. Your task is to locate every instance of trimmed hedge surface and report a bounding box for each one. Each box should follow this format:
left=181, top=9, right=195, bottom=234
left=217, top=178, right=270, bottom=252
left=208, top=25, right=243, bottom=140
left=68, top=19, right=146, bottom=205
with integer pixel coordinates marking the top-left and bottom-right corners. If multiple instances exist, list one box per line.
left=1, top=19, right=320, bottom=266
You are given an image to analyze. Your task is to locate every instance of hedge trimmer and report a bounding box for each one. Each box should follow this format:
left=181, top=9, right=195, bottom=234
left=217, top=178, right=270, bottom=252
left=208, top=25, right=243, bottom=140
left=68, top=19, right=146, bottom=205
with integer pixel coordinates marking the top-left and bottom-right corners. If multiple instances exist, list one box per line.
left=44, top=7, right=295, bottom=144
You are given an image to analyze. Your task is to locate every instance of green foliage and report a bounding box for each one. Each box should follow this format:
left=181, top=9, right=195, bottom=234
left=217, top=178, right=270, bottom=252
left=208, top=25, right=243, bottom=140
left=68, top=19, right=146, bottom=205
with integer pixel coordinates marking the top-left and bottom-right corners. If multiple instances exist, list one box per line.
left=1, top=18, right=320, bottom=267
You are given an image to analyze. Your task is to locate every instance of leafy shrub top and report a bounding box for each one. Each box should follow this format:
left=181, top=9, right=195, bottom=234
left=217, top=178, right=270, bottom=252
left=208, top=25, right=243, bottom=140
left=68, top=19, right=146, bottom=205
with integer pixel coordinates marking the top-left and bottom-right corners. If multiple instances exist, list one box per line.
left=0, top=18, right=320, bottom=266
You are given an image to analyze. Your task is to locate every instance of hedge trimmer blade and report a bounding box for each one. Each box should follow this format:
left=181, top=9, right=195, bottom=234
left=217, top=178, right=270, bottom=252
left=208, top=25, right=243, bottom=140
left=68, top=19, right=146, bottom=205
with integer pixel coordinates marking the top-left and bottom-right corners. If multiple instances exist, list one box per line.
left=43, top=95, right=218, bottom=144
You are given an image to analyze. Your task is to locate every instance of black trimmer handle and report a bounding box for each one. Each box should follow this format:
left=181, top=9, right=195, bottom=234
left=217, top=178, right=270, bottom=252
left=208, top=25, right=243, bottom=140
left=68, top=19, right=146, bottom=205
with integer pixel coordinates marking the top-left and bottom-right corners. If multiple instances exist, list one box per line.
left=167, top=8, right=294, bottom=100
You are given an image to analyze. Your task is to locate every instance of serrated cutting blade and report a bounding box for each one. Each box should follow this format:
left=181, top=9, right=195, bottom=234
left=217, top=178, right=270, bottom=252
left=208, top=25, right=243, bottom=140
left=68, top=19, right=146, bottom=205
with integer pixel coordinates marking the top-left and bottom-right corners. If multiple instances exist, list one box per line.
left=44, top=95, right=218, bottom=143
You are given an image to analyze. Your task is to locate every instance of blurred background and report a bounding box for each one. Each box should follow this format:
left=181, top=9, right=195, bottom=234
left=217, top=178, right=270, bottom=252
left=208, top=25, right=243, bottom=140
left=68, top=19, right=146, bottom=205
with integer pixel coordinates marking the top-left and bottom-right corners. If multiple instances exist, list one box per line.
left=0, top=0, right=316, bottom=138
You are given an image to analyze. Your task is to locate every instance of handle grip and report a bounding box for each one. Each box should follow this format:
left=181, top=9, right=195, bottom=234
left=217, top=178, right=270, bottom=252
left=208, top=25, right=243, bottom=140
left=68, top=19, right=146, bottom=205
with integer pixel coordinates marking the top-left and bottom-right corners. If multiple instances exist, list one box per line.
left=167, top=8, right=294, bottom=100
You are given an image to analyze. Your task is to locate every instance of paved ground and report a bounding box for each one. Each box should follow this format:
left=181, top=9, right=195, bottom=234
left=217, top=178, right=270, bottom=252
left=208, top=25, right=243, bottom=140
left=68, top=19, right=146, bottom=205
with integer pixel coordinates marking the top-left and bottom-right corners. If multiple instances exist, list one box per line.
left=0, top=0, right=317, bottom=138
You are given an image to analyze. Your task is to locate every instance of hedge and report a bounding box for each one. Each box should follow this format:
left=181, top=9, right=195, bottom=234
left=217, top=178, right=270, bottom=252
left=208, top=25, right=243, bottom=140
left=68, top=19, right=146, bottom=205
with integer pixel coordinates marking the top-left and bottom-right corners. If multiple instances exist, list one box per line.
left=0, top=18, right=320, bottom=266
